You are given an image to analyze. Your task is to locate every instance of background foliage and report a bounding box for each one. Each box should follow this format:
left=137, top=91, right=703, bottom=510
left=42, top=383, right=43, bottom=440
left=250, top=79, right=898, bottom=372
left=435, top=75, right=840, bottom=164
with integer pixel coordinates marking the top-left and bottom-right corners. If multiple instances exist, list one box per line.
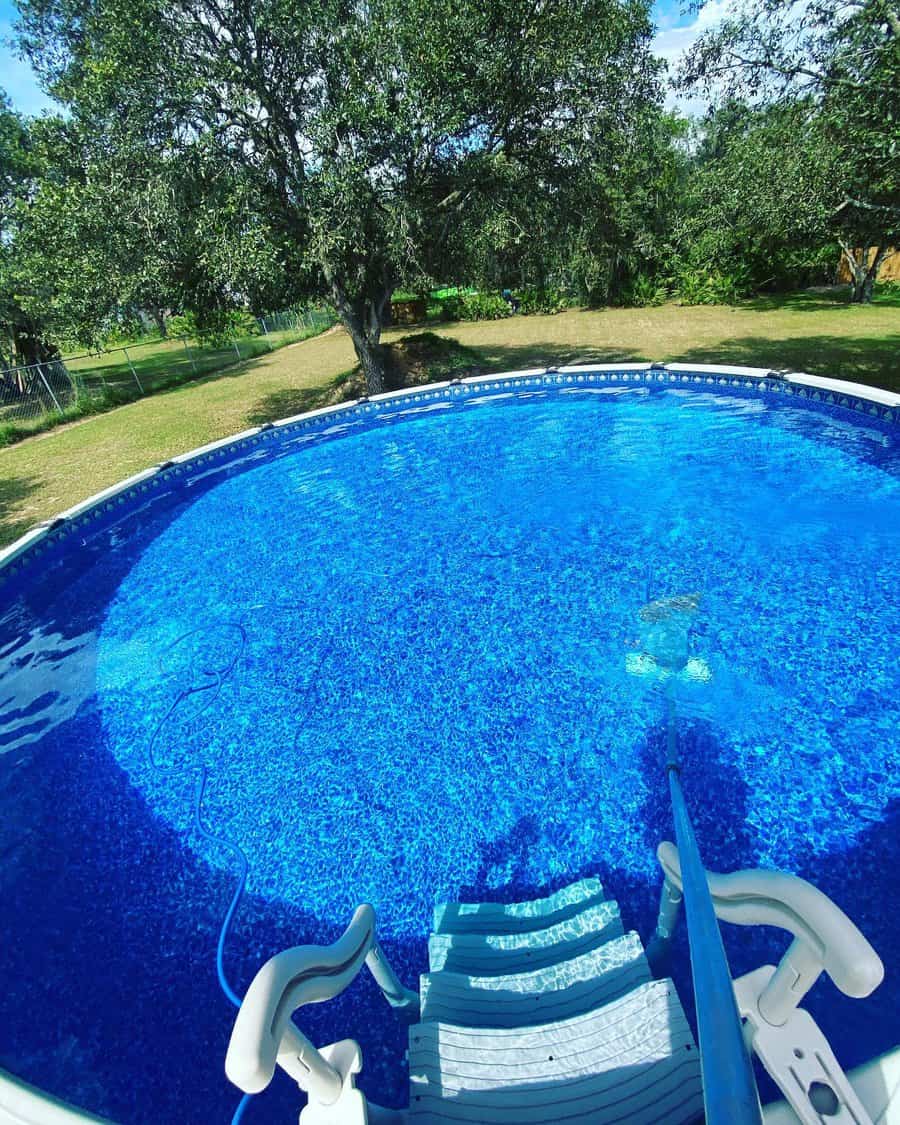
left=0, top=0, right=897, bottom=384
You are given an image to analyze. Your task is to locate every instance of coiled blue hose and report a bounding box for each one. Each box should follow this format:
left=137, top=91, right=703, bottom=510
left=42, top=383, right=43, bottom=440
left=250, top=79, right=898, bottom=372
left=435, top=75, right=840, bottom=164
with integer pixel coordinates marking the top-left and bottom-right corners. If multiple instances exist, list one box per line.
left=192, top=767, right=248, bottom=1011
left=146, top=626, right=256, bottom=1122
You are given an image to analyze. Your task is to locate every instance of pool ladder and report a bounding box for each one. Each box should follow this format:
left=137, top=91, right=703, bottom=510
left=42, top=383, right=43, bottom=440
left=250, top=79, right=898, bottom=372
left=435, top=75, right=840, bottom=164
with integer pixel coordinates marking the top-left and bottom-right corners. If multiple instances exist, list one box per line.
left=225, top=854, right=885, bottom=1124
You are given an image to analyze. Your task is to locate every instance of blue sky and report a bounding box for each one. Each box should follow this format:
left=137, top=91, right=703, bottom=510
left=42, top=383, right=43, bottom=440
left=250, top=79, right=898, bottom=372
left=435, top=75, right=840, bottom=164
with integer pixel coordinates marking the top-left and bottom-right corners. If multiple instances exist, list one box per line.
left=653, top=0, right=701, bottom=34
left=0, top=0, right=715, bottom=117
left=0, top=0, right=56, bottom=113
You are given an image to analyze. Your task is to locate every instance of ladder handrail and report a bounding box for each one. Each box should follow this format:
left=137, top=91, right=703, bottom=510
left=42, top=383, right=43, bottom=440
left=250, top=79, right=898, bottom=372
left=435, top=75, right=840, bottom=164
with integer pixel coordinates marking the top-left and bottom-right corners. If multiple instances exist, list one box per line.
left=656, top=840, right=884, bottom=1007
left=225, top=904, right=418, bottom=1098
left=664, top=709, right=764, bottom=1125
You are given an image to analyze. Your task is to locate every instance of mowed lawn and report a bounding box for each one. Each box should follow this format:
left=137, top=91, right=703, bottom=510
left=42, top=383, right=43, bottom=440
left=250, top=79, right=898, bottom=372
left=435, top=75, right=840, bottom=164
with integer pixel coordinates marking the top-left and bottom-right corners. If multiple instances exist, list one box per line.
left=1, top=295, right=898, bottom=547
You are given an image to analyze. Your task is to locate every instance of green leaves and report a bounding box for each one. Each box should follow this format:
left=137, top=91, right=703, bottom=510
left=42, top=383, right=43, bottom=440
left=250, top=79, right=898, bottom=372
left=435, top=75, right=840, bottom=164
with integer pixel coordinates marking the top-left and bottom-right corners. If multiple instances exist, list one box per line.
left=14, top=0, right=666, bottom=384
left=677, top=0, right=900, bottom=299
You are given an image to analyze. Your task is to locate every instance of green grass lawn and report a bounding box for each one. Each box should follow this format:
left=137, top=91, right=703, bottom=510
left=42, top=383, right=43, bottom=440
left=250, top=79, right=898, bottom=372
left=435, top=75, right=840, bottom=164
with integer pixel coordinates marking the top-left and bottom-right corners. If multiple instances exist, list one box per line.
left=0, top=315, right=335, bottom=447
left=1, top=295, right=898, bottom=548
left=64, top=323, right=325, bottom=396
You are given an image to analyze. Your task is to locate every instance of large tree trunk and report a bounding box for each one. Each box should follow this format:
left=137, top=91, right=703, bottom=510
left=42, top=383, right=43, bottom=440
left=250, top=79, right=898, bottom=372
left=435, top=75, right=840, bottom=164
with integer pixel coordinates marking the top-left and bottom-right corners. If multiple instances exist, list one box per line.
left=860, top=246, right=888, bottom=303
left=344, top=314, right=388, bottom=394
left=152, top=308, right=168, bottom=338
left=840, top=242, right=888, bottom=303
left=11, top=316, right=58, bottom=368
left=325, top=266, right=393, bottom=395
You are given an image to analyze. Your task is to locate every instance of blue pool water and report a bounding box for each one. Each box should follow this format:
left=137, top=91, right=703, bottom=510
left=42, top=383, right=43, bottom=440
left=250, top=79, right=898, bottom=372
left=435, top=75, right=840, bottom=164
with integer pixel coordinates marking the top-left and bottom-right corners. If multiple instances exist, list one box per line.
left=1, top=376, right=899, bottom=1123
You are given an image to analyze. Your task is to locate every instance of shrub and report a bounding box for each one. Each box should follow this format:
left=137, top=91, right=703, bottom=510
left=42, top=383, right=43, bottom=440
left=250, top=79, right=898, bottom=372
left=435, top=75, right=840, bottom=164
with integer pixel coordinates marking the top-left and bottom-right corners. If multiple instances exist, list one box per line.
left=437, top=292, right=512, bottom=321
left=435, top=288, right=574, bottom=320
left=874, top=280, right=900, bottom=305
left=166, top=311, right=198, bottom=339
left=514, top=287, right=572, bottom=315
left=167, top=309, right=254, bottom=346
left=100, top=316, right=148, bottom=348
left=675, top=267, right=753, bottom=306
left=616, top=274, right=669, bottom=308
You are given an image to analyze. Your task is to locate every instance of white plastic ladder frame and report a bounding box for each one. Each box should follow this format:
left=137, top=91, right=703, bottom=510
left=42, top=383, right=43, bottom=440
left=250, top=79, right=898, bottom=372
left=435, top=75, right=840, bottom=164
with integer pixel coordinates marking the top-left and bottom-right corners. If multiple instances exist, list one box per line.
left=225, top=904, right=418, bottom=1123
left=651, top=842, right=885, bottom=1124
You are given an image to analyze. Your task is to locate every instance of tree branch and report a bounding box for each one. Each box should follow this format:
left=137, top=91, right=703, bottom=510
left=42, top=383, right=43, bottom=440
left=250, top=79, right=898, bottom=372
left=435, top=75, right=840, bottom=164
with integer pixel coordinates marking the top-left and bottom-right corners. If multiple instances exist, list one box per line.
left=834, top=196, right=900, bottom=217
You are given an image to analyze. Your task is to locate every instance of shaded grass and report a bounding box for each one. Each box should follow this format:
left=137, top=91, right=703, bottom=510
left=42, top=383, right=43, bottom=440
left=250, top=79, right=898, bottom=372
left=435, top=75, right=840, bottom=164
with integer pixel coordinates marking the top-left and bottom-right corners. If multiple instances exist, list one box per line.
left=1, top=297, right=897, bottom=548
left=744, top=282, right=900, bottom=314
left=680, top=334, right=900, bottom=392
left=435, top=300, right=900, bottom=391
left=0, top=322, right=333, bottom=449
left=244, top=371, right=356, bottom=426
left=245, top=332, right=482, bottom=424
left=0, top=471, right=43, bottom=545
left=65, top=325, right=324, bottom=395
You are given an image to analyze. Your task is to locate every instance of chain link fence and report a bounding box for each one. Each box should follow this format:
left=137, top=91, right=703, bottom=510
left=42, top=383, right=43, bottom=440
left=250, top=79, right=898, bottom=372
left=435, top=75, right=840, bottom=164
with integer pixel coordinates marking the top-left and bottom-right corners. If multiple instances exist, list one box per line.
left=257, top=308, right=334, bottom=336
left=0, top=307, right=336, bottom=443
left=0, top=359, right=80, bottom=428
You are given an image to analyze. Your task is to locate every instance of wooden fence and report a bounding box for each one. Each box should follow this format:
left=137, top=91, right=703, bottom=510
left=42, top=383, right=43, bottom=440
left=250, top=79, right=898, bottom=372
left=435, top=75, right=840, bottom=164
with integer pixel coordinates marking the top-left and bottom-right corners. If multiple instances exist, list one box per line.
left=837, top=247, right=900, bottom=283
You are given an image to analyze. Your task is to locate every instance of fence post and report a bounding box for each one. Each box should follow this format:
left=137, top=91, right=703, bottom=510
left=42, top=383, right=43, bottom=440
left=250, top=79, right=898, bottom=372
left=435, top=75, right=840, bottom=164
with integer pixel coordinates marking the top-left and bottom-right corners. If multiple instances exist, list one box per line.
left=122, top=346, right=144, bottom=393
left=183, top=337, right=198, bottom=374
left=35, top=362, right=64, bottom=414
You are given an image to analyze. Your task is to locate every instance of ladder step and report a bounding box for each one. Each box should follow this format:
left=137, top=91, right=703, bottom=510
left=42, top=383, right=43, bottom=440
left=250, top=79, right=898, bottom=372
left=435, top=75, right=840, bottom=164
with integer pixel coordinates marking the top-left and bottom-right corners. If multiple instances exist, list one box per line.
left=421, top=932, right=651, bottom=1028
left=433, top=876, right=607, bottom=936
left=408, top=978, right=703, bottom=1123
left=428, top=900, right=623, bottom=976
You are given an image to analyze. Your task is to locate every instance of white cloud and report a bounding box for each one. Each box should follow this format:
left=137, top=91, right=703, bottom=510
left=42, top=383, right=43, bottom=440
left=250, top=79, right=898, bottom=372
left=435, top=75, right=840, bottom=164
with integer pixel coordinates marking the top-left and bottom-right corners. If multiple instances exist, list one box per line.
left=652, top=0, right=737, bottom=116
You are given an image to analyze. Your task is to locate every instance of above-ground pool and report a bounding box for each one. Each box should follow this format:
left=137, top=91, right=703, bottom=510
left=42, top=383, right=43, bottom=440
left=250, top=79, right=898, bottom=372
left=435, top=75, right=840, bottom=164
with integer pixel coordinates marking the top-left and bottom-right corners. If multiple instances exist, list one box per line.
left=1, top=366, right=899, bottom=1123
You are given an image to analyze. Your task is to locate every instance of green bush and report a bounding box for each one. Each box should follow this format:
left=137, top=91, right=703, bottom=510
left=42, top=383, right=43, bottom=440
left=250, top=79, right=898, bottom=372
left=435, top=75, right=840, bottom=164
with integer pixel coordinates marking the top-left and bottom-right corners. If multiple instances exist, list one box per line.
left=514, top=288, right=572, bottom=315
left=435, top=288, right=573, bottom=320
left=430, top=285, right=476, bottom=300
left=675, top=267, right=753, bottom=306
left=167, top=308, right=254, bottom=346
left=616, top=274, right=669, bottom=308
left=100, top=316, right=151, bottom=348
left=165, top=311, right=198, bottom=339
left=761, top=244, right=837, bottom=291
left=874, top=280, right=900, bottom=305
left=437, top=292, right=512, bottom=321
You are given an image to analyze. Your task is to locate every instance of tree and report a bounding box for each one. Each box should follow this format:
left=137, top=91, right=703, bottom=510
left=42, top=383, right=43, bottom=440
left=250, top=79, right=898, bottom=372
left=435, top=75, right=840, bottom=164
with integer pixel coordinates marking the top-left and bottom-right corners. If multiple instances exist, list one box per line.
left=0, top=92, right=61, bottom=369
left=678, top=0, right=900, bottom=302
left=13, top=126, right=299, bottom=350
left=672, top=101, right=839, bottom=294
left=19, top=0, right=663, bottom=390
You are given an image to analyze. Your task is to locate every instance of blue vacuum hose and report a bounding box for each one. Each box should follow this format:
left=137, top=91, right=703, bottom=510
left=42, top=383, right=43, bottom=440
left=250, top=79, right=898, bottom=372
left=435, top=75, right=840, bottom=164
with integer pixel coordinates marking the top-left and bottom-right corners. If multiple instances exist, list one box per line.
left=146, top=626, right=256, bottom=1122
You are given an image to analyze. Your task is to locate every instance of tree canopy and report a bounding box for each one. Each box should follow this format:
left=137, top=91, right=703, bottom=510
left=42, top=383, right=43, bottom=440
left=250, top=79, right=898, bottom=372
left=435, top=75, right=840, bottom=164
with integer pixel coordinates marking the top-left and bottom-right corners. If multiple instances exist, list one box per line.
left=0, top=93, right=60, bottom=367
left=17, top=0, right=664, bottom=390
left=0, top=0, right=895, bottom=381
left=16, top=127, right=298, bottom=347
left=679, top=0, right=900, bottom=301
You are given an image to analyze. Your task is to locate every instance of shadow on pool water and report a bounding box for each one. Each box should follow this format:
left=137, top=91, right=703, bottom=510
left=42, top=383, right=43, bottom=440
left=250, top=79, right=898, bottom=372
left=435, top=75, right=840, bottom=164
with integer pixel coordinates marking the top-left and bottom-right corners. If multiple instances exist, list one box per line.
left=637, top=718, right=900, bottom=1106
left=0, top=697, right=427, bottom=1123
left=2, top=460, right=899, bottom=1121
left=2, top=699, right=899, bottom=1122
